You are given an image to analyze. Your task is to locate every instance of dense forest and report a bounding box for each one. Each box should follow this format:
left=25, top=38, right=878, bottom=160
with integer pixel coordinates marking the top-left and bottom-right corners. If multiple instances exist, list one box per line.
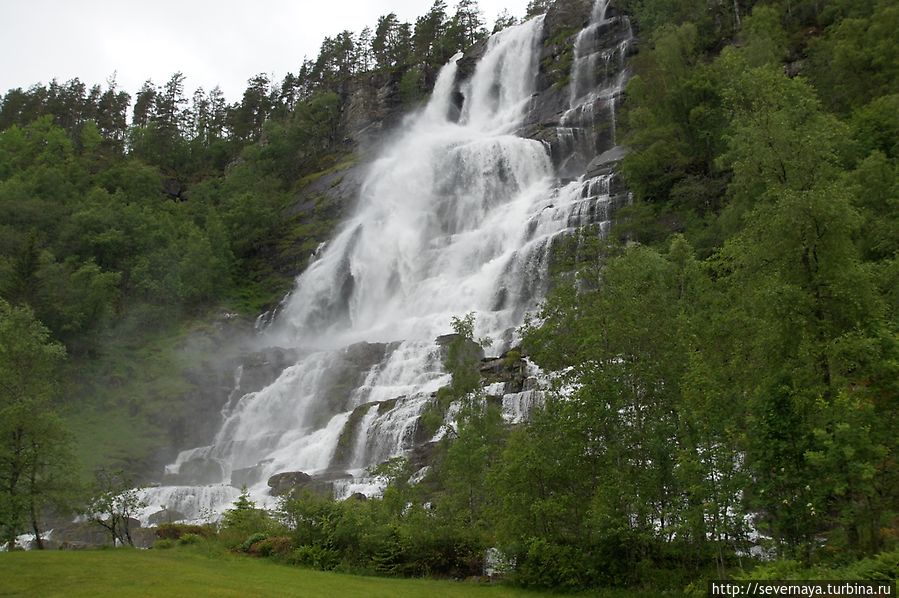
left=1, top=0, right=897, bottom=593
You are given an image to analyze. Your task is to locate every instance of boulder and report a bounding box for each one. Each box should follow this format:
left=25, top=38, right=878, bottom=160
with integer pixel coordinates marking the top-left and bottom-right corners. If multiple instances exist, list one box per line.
left=306, top=470, right=354, bottom=498
left=435, top=334, right=485, bottom=363
left=230, top=463, right=267, bottom=489
left=343, top=341, right=390, bottom=369
left=162, top=457, right=224, bottom=486
left=148, top=508, right=187, bottom=526
left=267, top=471, right=313, bottom=496
left=314, top=470, right=353, bottom=483
left=479, top=357, right=507, bottom=377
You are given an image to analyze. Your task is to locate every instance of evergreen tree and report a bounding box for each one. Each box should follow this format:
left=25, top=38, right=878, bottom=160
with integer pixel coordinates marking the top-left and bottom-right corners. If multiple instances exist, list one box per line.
left=414, top=1, right=449, bottom=66
left=453, top=0, right=487, bottom=48
left=356, top=27, right=374, bottom=72
left=131, top=80, right=156, bottom=127
left=525, top=0, right=550, bottom=18
left=372, top=13, right=401, bottom=71
left=493, top=9, right=518, bottom=33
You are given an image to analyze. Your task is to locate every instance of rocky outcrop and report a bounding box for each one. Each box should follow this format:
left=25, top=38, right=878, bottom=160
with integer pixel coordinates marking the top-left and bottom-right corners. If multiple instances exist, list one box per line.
left=50, top=519, right=157, bottom=549
left=480, top=347, right=539, bottom=397
left=306, top=341, right=394, bottom=428
left=409, top=441, right=438, bottom=471
left=341, top=71, right=411, bottom=149
left=267, top=470, right=353, bottom=497
left=239, top=347, right=302, bottom=395
left=148, top=508, right=187, bottom=525
left=267, top=471, right=313, bottom=496
left=435, top=333, right=486, bottom=364
left=162, top=457, right=224, bottom=486
left=455, top=37, right=491, bottom=82
left=537, top=0, right=595, bottom=90
left=518, top=0, right=638, bottom=181
left=331, top=402, right=374, bottom=469
left=230, top=459, right=272, bottom=489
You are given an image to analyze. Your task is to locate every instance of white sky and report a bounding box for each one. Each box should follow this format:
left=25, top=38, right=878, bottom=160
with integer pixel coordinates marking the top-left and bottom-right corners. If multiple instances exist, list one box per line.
left=0, top=0, right=532, bottom=103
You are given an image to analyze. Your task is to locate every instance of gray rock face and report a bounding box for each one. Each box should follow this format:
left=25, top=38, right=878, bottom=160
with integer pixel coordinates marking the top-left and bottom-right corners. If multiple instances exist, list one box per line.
left=307, top=470, right=354, bottom=497
left=545, top=0, right=594, bottom=33
left=52, top=519, right=156, bottom=549
left=535, top=0, right=594, bottom=93
left=343, top=341, right=392, bottom=369
left=455, top=37, right=491, bottom=83
left=287, top=161, right=369, bottom=220
left=514, top=0, right=637, bottom=178
left=480, top=349, right=531, bottom=396
left=303, top=342, right=393, bottom=429
left=332, top=401, right=378, bottom=469
left=238, top=347, right=302, bottom=395
left=230, top=460, right=271, bottom=489
left=267, top=471, right=313, bottom=496
left=163, top=457, right=224, bottom=486
left=341, top=70, right=413, bottom=149
left=266, top=470, right=353, bottom=497
left=148, top=508, right=187, bottom=525
left=409, top=441, right=438, bottom=471
left=435, top=333, right=484, bottom=352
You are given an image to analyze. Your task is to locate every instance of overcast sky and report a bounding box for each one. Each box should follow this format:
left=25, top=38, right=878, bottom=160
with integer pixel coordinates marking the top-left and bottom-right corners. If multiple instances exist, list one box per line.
left=1, top=0, right=533, bottom=103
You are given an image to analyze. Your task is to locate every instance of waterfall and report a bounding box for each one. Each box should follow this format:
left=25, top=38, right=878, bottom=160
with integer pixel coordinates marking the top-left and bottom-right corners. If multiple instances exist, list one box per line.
left=139, top=7, right=633, bottom=523
left=560, top=0, right=634, bottom=171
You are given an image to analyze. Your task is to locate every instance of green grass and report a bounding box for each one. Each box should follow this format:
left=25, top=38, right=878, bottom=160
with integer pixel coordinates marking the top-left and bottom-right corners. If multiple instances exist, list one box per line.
left=0, top=548, right=577, bottom=597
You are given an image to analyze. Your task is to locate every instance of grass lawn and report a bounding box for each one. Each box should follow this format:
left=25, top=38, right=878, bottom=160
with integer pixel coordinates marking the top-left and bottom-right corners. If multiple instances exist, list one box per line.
left=0, top=547, right=670, bottom=597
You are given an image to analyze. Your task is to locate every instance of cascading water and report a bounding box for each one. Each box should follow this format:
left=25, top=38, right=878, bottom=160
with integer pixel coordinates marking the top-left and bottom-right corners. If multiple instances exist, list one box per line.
left=139, top=4, right=633, bottom=523
left=557, top=0, right=634, bottom=177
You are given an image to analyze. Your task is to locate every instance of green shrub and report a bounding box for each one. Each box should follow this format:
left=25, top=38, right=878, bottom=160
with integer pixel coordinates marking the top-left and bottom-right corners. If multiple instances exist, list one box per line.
left=254, top=536, right=294, bottom=559
left=178, top=533, right=202, bottom=546
left=505, top=348, right=522, bottom=364
left=240, top=533, right=268, bottom=553
left=737, top=550, right=899, bottom=582
left=153, top=539, right=175, bottom=550
left=838, top=550, right=899, bottom=580
left=418, top=387, right=455, bottom=438
left=287, top=545, right=341, bottom=570
left=510, top=538, right=593, bottom=591
left=155, top=523, right=214, bottom=540
left=219, top=489, right=284, bottom=548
